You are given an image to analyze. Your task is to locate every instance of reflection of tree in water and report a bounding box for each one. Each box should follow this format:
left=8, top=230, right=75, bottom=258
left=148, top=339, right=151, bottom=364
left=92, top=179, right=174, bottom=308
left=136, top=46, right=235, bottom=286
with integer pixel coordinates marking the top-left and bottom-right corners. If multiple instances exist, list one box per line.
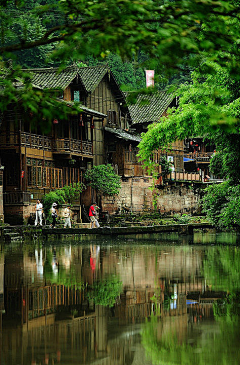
left=87, top=275, right=122, bottom=307
left=141, top=246, right=240, bottom=365
left=43, top=249, right=83, bottom=289
left=142, top=313, right=240, bottom=365
left=203, top=246, right=240, bottom=292
left=213, top=292, right=240, bottom=320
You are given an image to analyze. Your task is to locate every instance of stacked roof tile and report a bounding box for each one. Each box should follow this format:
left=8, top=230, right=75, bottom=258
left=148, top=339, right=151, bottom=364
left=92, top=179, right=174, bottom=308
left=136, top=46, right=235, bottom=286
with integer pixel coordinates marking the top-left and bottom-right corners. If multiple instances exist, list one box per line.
left=105, top=127, right=141, bottom=142
left=127, top=91, right=174, bottom=124
left=25, top=64, right=110, bottom=92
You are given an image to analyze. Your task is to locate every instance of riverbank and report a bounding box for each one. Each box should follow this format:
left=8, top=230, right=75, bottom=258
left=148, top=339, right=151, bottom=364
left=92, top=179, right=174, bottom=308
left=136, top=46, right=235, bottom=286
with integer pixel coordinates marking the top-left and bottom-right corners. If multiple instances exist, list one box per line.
left=0, top=222, right=216, bottom=242
left=0, top=214, right=239, bottom=242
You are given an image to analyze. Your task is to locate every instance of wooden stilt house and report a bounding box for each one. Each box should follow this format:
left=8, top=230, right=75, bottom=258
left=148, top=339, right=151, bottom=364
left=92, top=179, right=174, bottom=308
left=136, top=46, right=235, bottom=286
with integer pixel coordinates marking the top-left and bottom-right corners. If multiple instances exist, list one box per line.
left=0, top=65, right=130, bottom=224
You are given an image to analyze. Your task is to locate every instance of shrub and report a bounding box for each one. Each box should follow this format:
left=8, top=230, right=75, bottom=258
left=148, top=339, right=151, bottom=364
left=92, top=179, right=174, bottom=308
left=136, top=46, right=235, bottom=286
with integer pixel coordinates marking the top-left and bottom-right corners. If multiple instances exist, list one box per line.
left=201, top=181, right=240, bottom=228
left=84, top=164, right=121, bottom=196
left=42, top=182, right=85, bottom=220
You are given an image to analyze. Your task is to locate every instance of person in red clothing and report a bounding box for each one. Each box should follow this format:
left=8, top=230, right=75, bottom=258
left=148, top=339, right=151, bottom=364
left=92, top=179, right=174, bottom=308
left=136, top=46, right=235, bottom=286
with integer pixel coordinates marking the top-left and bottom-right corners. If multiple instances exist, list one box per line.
left=89, top=202, right=100, bottom=228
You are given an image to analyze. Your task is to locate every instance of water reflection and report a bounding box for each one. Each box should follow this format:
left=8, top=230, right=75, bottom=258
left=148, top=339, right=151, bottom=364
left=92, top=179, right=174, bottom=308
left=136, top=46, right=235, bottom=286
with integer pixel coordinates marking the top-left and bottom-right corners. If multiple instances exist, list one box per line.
left=0, top=233, right=239, bottom=364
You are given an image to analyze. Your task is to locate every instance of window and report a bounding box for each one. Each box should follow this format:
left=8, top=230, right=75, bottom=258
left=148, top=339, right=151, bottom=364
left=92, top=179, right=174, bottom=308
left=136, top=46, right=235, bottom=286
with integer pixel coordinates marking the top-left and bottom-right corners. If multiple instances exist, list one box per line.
left=74, top=91, right=80, bottom=102
left=107, top=110, right=117, bottom=125
left=27, top=158, right=63, bottom=188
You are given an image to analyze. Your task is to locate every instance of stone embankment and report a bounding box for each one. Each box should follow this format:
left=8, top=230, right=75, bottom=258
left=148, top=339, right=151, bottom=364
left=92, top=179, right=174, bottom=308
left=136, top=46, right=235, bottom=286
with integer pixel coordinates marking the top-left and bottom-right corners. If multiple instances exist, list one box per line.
left=0, top=223, right=215, bottom=242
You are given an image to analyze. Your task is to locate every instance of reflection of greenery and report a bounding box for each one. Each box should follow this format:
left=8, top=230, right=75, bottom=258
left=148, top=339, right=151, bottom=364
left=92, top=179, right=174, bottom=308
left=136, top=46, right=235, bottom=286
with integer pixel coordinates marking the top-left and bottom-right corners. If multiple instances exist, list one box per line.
left=213, top=292, right=240, bottom=322
left=150, top=288, right=162, bottom=316
left=142, top=246, right=240, bottom=365
left=87, top=276, right=122, bottom=308
left=142, top=314, right=240, bottom=365
left=203, top=247, right=240, bottom=292
left=44, top=254, right=84, bottom=290
left=142, top=316, right=188, bottom=365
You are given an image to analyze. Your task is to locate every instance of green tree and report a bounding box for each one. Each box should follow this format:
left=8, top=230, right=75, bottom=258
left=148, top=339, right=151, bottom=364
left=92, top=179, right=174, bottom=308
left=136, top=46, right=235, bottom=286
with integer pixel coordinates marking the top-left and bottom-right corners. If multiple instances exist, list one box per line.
left=84, top=164, right=121, bottom=196
left=201, top=182, right=240, bottom=228
left=138, top=61, right=240, bottom=227
left=41, top=182, right=85, bottom=219
left=1, top=0, right=240, bottom=129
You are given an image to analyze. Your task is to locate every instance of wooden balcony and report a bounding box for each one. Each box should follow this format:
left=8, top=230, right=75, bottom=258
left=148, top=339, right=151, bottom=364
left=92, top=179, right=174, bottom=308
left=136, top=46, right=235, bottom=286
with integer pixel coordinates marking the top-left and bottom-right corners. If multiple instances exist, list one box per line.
left=52, top=138, right=93, bottom=156
left=0, top=132, right=93, bottom=156
left=184, top=152, right=213, bottom=163
left=168, top=171, right=202, bottom=182
left=21, top=132, right=52, bottom=150
left=3, top=191, right=31, bottom=204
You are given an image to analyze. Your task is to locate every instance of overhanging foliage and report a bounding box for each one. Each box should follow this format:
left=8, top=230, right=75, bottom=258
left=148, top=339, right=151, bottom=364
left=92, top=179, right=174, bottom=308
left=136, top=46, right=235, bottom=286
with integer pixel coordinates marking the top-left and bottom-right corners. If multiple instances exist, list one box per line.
left=84, top=164, right=121, bottom=196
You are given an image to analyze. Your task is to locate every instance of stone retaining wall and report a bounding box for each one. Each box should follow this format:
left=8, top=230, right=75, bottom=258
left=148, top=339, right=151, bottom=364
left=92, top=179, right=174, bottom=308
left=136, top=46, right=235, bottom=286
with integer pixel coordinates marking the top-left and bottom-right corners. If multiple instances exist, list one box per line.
left=102, top=177, right=202, bottom=215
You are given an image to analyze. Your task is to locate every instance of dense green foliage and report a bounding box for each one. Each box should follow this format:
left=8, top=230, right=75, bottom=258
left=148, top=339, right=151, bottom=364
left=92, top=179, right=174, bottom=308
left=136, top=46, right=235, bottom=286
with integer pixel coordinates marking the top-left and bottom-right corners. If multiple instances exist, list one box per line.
left=41, top=182, right=85, bottom=218
left=1, top=0, right=240, bottom=227
left=84, top=164, right=121, bottom=196
left=201, top=182, right=240, bottom=228
left=139, top=61, right=240, bottom=161
left=2, top=0, right=240, bottom=126
left=138, top=60, right=240, bottom=227
left=209, top=135, right=240, bottom=184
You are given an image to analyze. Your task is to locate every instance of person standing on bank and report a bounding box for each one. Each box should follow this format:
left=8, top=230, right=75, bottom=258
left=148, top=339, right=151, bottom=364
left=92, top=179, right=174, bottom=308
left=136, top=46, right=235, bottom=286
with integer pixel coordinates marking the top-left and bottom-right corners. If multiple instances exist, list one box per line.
left=35, top=199, right=43, bottom=226
left=50, top=203, right=58, bottom=228
left=89, top=202, right=100, bottom=228
left=63, top=204, right=72, bottom=228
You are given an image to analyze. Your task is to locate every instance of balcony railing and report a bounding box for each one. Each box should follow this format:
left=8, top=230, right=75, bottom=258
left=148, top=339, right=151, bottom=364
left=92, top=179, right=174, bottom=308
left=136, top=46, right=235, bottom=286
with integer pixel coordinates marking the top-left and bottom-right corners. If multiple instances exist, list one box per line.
left=184, top=152, right=213, bottom=163
left=3, top=191, right=31, bottom=204
left=21, top=132, right=52, bottom=150
left=0, top=132, right=93, bottom=156
left=52, top=138, right=93, bottom=156
left=168, top=171, right=202, bottom=182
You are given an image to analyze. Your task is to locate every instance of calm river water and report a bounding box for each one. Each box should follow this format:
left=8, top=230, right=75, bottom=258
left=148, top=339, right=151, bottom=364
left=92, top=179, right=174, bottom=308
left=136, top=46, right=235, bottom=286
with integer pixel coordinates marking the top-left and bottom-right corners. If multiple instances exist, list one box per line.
left=0, top=231, right=239, bottom=365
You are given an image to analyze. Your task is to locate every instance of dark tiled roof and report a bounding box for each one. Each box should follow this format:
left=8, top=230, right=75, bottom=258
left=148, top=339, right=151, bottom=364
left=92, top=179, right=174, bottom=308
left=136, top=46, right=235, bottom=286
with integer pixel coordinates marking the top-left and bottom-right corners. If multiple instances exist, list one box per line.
left=25, top=64, right=109, bottom=92
left=27, top=65, right=78, bottom=90
left=105, top=127, right=141, bottom=142
left=127, top=91, right=175, bottom=124
left=77, top=65, right=109, bottom=92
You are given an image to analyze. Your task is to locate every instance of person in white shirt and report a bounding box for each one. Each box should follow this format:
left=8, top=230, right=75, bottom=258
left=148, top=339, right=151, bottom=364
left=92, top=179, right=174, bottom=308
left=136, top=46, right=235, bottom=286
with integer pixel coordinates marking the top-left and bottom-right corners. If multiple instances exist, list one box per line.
left=63, top=204, right=72, bottom=228
left=50, top=202, right=58, bottom=228
left=35, top=199, right=43, bottom=226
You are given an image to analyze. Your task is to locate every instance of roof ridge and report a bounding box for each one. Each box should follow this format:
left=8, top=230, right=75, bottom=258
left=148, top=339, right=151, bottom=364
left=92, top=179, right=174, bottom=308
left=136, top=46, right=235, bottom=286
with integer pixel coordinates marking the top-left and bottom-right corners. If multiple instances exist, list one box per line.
left=23, top=64, right=78, bottom=73
left=22, top=64, right=109, bottom=72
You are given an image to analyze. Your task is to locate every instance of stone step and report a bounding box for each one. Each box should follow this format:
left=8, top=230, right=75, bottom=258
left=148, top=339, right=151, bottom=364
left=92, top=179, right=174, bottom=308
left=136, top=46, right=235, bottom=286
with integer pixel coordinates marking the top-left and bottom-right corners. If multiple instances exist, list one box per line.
left=4, top=235, right=23, bottom=242
left=3, top=228, right=23, bottom=242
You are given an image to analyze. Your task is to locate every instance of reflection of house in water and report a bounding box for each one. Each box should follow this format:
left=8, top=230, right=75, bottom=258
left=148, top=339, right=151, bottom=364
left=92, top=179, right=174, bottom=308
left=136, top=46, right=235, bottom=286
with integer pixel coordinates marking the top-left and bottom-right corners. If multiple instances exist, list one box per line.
left=3, top=247, right=87, bottom=325
left=105, top=246, right=225, bottom=326
left=0, top=251, right=4, bottom=331
left=1, top=244, right=228, bottom=365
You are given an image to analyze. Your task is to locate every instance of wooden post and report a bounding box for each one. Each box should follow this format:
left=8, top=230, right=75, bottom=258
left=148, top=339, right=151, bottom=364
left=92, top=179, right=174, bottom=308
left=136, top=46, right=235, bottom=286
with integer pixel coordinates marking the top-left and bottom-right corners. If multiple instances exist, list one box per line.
left=19, top=120, right=23, bottom=191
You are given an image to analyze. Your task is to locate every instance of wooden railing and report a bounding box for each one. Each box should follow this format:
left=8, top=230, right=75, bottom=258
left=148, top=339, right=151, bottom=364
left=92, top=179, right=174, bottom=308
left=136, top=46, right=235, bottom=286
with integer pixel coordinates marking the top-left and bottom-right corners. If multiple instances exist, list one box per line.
left=168, top=171, right=202, bottom=182
left=21, top=132, right=52, bottom=150
left=184, top=152, right=213, bottom=162
left=52, top=138, right=93, bottom=156
left=3, top=191, right=31, bottom=204
left=0, top=132, right=93, bottom=156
